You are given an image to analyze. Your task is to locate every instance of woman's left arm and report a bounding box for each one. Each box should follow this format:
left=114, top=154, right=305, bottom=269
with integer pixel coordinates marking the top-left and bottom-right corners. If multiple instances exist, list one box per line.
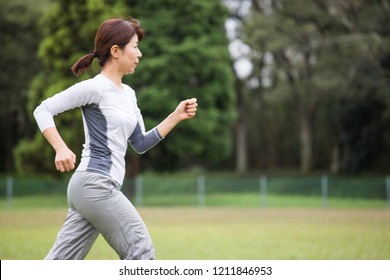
left=157, top=98, right=198, bottom=137
left=128, top=98, right=197, bottom=154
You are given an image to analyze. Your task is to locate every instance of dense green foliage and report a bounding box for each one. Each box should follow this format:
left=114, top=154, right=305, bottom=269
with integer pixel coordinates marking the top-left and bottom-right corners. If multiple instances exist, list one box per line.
left=12, top=0, right=236, bottom=174
left=127, top=0, right=236, bottom=170
left=0, top=0, right=50, bottom=172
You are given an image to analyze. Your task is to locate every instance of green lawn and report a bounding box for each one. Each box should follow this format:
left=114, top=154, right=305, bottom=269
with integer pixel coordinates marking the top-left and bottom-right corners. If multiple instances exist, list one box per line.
left=1, top=193, right=387, bottom=209
left=0, top=206, right=389, bottom=260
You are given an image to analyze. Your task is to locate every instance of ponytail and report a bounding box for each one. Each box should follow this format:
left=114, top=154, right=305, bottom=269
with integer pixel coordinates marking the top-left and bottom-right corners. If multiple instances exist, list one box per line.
left=70, top=52, right=96, bottom=77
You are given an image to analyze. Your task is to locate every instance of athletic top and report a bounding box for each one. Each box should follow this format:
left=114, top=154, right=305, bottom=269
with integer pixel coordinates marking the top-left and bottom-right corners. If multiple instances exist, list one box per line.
left=34, top=74, right=163, bottom=185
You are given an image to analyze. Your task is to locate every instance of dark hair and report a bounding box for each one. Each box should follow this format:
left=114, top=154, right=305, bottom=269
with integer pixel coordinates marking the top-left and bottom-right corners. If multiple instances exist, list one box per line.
left=71, top=17, right=144, bottom=77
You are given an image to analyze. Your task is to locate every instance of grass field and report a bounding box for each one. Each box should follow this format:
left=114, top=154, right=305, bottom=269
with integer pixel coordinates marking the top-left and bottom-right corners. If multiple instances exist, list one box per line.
left=1, top=205, right=389, bottom=260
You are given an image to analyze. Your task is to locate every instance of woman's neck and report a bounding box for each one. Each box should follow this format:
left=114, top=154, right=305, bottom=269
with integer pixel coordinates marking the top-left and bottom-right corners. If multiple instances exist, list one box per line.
left=101, top=67, right=123, bottom=90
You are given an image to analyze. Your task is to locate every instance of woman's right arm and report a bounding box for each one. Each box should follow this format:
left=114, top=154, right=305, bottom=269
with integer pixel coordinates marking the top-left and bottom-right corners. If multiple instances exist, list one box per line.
left=34, top=79, right=101, bottom=172
left=42, top=127, right=76, bottom=172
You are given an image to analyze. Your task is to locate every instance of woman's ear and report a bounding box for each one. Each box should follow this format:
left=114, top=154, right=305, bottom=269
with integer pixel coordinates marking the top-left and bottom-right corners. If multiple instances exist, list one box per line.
left=110, top=45, right=120, bottom=59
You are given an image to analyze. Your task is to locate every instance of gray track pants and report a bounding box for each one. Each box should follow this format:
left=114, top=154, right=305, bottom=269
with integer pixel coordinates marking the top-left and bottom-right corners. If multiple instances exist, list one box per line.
left=45, top=171, right=155, bottom=260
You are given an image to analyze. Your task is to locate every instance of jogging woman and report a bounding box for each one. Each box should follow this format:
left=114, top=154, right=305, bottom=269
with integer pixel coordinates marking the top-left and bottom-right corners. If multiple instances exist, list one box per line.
left=33, top=17, right=198, bottom=260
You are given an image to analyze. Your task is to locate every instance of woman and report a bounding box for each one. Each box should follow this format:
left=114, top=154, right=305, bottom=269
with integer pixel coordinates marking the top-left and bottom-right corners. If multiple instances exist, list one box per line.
left=33, top=17, right=198, bottom=260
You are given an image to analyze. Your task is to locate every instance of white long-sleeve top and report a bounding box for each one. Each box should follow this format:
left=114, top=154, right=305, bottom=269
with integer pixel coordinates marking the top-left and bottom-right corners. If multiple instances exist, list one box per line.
left=34, top=74, right=163, bottom=185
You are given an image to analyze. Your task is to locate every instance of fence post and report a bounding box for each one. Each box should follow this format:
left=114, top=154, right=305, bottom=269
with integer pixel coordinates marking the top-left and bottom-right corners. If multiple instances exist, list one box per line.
left=197, top=175, right=205, bottom=207
left=135, top=175, right=143, bottom=207
left=387, top=176, right=390, bottom=208
left=259, top=175, right=267, bottom=208
left=6, top=176, right=13, bottom=209
left=321, top=175, right=328, bottom=208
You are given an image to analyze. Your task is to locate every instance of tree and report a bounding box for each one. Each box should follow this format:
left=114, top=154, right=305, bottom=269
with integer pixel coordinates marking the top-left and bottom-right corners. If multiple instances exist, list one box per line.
left=14, top=0, right=236, bottom=174
left=241, top=0, right=390, bottom=173
left=126, top=0, right=236, bottom=171
left=224, top=0, right=253, bottom=173
left=0, top=0, right=51, bottom=173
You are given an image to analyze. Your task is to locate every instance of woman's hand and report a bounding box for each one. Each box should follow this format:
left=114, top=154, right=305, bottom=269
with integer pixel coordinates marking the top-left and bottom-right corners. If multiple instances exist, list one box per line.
left=174, top=98, right=198, bottom=121
left=42, top=127, right=76, bottom=172
left=55, top=146, right=77, bottom=172
left=156, top=98, right=198, bottom=138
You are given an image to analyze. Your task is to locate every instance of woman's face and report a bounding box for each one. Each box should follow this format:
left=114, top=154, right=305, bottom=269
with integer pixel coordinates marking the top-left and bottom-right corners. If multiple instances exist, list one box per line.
left=119, top=34, right=142, bottom=75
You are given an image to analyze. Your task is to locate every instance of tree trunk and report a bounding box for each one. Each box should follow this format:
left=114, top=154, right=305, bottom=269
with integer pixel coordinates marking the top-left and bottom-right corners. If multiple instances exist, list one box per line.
left=299, top=112, right=312, bottom=172
left=123, top=154, right=140, bottom=200
left=236, top=117, right=248, bottom=172
left=330, top=143, right=340, bottom=174
left=235, top=78, right=248, bottom=173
